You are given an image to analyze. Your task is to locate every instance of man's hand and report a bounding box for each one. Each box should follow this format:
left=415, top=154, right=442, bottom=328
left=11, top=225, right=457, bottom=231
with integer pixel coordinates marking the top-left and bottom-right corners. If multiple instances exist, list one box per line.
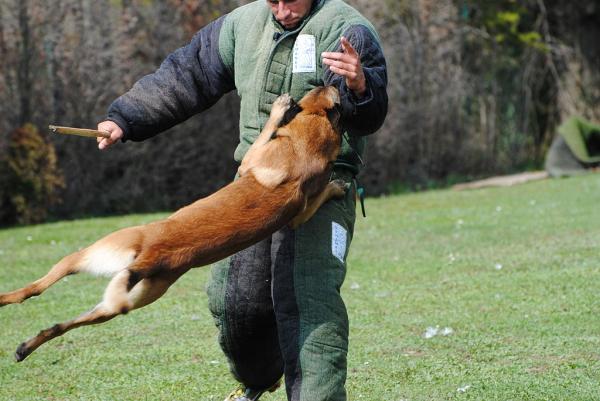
left=322, top=36, right=366, bottom=97
left=97, top=121, right=123, bottom=150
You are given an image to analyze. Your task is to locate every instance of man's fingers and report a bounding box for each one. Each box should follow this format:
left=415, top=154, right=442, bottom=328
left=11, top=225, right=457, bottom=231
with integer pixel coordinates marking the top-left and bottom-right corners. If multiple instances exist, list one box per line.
left=98, top=136, right=117, bottom=150
left=321, top=52, right=353, bottom=60
left=96, top=121, right=123, bottom=150
left=98, top=137, right=112, bottom=150
left=322, top=58, right=357, bottom=74
left=321, top=48, right=359, bottom=62
left=321, top=52, right=352, bottom=64
left=322, top=53, right=359, bottom=70
left=322, top=36, right=366, bottom=96
left=340, top=36, right=358, bottom=56
left=322, top=37, right=360, bottom=71
left=327, top=65, right=358, bottom=80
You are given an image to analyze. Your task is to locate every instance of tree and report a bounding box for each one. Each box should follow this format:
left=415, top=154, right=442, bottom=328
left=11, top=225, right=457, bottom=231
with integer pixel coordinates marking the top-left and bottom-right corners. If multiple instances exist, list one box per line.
left=0, top=124, right=64, bottom=225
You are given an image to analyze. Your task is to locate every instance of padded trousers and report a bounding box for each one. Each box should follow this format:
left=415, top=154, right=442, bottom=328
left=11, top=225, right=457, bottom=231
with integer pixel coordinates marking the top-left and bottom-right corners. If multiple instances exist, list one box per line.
left=207, top=170, right=356, bottom=401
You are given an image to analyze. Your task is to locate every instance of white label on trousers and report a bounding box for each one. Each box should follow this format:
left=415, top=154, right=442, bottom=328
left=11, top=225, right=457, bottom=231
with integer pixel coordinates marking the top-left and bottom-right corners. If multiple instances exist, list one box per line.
left=332, top=222, right=347, bottom=263
left=293, top=34, right=316, bottom=73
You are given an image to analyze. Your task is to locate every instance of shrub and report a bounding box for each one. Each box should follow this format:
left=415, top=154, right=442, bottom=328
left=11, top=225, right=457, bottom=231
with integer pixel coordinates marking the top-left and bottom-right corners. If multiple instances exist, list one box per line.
left=0, top=124, right=65, bottom=225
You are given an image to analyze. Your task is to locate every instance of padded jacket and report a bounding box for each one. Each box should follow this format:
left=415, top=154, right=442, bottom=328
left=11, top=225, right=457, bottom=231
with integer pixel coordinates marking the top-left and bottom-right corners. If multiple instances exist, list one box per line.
left=107, top=0, right=388, bottom=174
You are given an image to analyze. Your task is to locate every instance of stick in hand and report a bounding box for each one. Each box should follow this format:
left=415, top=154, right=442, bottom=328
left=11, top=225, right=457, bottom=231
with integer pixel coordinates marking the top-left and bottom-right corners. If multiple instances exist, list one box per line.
left=49, top=125, right=111, bottom=139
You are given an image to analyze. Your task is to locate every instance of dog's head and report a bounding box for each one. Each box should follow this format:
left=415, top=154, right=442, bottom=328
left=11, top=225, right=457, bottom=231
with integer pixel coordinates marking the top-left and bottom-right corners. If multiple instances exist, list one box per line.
left=278, top=86, right=342, bottom=135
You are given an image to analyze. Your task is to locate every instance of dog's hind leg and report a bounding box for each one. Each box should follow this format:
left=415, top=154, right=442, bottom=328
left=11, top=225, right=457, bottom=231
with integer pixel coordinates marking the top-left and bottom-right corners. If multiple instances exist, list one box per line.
left=127, top=272, right=181, bottom=310
left=14, top=269, right=133, bottom=362
left=0, top=251, right=84, bottom=307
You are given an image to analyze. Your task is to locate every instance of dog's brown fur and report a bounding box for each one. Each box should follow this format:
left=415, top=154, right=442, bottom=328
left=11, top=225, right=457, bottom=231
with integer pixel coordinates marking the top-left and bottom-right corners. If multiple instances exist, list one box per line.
left=0, top=86, right=346, bottom=362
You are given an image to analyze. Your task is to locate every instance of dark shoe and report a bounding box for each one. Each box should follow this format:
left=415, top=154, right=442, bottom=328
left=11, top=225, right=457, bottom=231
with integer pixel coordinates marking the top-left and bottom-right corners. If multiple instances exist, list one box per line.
left=223, top=380, right=281, bottom=401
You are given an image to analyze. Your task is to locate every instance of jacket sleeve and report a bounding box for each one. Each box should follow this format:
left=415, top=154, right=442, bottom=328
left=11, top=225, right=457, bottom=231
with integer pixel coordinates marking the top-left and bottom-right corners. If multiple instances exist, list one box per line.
left=323, top=25, right=388, bottom=136
left=106, top=15, right=235, bottom=142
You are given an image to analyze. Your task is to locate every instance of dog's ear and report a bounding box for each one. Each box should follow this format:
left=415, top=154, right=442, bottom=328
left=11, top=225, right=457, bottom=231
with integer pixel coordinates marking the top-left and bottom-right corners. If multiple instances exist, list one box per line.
left=326, top=107, right=340, bottom=125
left=326, top=104, right=342, bottom=133
left=278, top=100, right=303, bottom=128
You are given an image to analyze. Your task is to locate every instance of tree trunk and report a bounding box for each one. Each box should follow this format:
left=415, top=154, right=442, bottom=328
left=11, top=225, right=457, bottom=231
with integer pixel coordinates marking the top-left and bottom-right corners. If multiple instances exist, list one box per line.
left=17, top=0, right=32, bottom=126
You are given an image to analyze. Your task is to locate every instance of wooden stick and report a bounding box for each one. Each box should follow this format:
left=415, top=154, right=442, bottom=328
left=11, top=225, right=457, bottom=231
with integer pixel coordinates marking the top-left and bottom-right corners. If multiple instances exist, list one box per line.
left=49, top=125, right=111, bottom=139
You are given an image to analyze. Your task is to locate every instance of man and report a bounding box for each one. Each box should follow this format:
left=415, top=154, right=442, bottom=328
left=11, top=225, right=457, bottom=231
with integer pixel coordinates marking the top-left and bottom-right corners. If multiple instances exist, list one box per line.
left=97, top=1, right=387, bottom=400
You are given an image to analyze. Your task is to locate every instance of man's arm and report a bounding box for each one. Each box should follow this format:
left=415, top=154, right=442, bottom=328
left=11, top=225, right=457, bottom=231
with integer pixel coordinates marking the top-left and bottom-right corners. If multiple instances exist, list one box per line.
left=321, top=25, right=388, bottom=136
left=99, top=15, right=235, bottom=149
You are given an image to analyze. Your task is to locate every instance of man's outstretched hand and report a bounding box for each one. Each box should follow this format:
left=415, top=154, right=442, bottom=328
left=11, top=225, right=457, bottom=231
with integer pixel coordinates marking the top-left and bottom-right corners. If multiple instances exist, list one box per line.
left=322, top=36, right=366, bottom=97
left=97, top=121, right=123, bottom=150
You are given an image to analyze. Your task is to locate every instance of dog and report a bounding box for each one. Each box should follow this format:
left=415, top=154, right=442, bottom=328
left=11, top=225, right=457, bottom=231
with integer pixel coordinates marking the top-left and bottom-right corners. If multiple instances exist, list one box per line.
left=0, top=86, right=347, bottom=362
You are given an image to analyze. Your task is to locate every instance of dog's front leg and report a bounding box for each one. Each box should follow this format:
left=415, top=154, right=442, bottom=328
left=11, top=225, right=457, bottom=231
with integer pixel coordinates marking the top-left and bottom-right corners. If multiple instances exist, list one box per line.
left=289, top=179, right=350, bottom=229
left=257, top=93, right=293, bottom=145
left=239, top=94, right=293, bottom=176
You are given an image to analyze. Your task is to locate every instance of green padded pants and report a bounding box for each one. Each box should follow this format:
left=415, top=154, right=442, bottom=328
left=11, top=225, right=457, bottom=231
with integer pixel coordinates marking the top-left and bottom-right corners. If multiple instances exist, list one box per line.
left=207, top=170, right=356, bottom=401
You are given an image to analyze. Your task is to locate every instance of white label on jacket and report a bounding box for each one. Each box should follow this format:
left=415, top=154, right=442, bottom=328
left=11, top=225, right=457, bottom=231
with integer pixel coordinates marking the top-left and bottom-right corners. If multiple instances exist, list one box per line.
left=332, top=222, right=347, bottom=263
left=293, top=34, right=316, bottom=73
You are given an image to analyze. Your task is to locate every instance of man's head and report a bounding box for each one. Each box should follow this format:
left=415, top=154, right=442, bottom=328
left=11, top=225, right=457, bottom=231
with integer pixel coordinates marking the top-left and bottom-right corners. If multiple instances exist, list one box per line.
left=267, top=0, right=314, bottom=30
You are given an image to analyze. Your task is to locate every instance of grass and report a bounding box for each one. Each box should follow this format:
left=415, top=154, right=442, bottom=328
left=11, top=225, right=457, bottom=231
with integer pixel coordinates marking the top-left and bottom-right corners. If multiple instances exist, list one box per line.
left=1, top=174, right=599, bottom=400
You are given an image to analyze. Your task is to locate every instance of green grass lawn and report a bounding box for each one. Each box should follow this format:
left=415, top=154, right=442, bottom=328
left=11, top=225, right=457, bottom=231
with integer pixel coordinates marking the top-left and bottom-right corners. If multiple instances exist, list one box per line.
left=1, top=174, right=599, bottom=400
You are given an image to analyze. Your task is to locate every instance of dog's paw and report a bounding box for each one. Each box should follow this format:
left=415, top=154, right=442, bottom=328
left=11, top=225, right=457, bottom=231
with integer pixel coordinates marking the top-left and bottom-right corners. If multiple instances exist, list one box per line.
left=329, top=179, right=350, bottom=198
left=14, top=342, right=31, bottom=362
left=272, top=94, right=293, bottom=113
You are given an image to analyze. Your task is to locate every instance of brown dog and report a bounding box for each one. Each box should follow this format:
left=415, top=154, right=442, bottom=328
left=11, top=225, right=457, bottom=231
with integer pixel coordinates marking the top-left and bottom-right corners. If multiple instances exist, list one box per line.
left=0, top=86, right=347, bottom=362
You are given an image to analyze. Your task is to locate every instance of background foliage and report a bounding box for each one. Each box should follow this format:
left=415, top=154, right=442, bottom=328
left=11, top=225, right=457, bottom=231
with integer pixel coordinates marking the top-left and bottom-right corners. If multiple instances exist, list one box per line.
left=0, top=0, right=599, bottom=222
left=0, top=124, right=64, bottom=225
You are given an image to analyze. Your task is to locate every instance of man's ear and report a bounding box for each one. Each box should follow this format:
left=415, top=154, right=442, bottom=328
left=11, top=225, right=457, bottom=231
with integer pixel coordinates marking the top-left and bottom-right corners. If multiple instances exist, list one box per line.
left=278, top=100, right=303, bottom=128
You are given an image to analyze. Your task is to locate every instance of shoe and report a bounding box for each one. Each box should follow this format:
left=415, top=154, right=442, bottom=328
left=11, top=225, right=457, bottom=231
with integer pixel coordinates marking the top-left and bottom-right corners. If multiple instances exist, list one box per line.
left=224, top=380, right=281, bottom=401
